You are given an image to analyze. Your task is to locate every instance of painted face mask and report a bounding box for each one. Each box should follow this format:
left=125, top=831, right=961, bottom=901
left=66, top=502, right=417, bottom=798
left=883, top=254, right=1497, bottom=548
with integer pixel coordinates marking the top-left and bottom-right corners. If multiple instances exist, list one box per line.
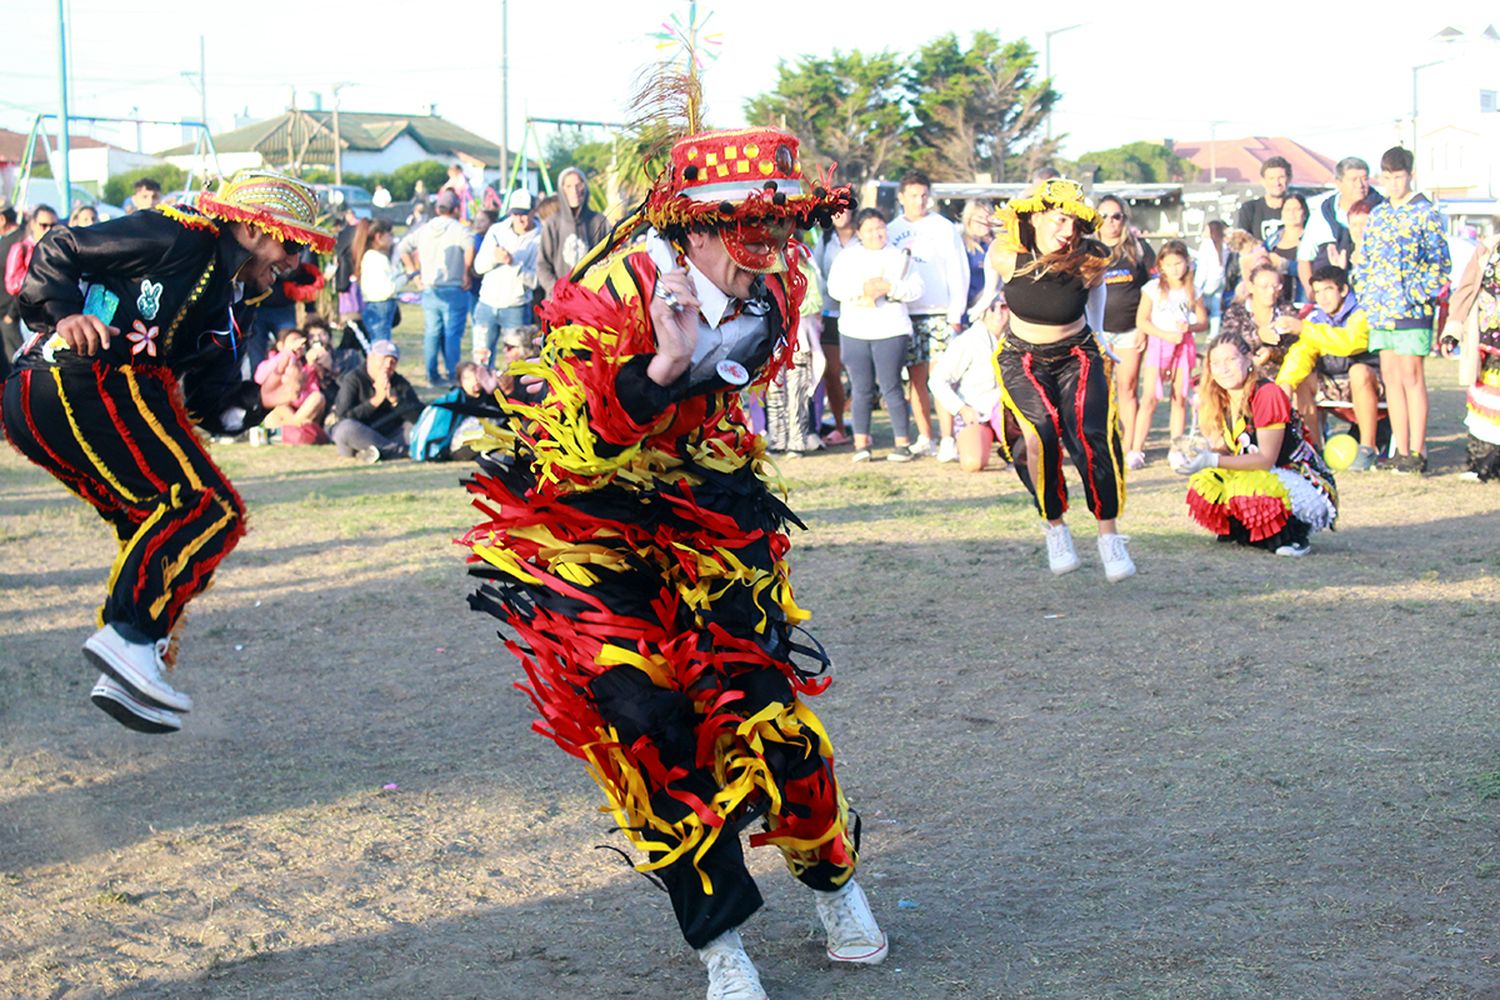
left=720, top=218, right=791, bottom=274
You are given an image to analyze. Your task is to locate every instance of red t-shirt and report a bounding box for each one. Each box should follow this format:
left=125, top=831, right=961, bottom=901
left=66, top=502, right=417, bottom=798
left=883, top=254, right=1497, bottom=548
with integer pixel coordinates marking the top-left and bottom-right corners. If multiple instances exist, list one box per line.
left=1249, top=381, right=1289, bottom=432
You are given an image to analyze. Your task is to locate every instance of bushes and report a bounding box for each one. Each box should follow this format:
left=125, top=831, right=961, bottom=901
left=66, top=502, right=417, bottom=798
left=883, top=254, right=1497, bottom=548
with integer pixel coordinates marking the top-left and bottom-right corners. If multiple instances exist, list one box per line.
left=103, top=165, right=188, bottom=205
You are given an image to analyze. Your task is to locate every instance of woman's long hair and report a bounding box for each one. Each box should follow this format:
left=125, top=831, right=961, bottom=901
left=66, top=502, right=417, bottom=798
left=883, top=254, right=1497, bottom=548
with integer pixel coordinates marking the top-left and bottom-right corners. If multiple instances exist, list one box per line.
left=1154, top=239, right=1199, bottom=312
left=1096, top=195, right=1144, bottom=269
left=1197, top=331, right=1257, bottom=442
left=961, top=200, right=993, bottom=253
left=1015, top=212, right=1110, bottom=286
left=351, top=219, right=389, bottom=282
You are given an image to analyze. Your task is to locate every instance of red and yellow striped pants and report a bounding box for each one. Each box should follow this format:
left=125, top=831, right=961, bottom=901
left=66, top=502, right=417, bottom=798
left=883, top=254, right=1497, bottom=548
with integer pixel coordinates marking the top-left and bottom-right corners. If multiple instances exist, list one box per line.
left=2, top=363, right=246, bottom=646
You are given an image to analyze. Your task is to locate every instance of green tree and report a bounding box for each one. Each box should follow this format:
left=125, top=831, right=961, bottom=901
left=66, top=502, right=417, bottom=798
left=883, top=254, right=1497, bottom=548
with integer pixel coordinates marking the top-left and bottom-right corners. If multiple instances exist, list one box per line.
left=544, top=132, right=615, bottom=212
left=908, top=31, right=1055, bottom=183
left=743, top=49, right=911, bottom=189
left=389, top=160, right=448, bottom=201
left=1076, top=141, right=1191, bottom=183
left=103, top=165, right=187, bottom=205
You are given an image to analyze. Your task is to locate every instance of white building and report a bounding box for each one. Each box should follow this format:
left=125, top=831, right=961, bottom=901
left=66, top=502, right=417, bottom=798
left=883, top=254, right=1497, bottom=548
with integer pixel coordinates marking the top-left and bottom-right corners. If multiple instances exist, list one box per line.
left=1409, top=25, right=1500, bottom=198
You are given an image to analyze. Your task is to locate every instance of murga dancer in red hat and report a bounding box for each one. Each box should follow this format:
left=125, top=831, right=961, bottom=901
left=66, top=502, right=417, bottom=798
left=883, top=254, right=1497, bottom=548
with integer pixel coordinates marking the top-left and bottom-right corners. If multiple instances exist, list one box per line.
left=3, top=170, right=333, bottom=734
left=459, top=74, right=887, bottom=999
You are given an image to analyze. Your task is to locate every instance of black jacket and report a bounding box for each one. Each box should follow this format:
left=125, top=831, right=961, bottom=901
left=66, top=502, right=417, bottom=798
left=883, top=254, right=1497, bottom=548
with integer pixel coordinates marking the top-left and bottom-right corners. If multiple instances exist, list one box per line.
left=333, top=366, right=422, bottom=436
left=17, top=206, right=266, bottom=434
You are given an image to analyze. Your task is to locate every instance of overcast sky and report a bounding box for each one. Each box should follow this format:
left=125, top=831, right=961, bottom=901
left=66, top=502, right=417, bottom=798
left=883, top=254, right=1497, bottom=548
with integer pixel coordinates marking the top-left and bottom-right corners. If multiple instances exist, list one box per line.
left=5, top=0, right=1497, bottom=171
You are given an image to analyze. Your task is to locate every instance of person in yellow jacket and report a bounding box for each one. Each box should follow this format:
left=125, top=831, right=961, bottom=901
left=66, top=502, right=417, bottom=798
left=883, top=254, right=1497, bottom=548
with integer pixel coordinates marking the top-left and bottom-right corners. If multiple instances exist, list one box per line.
left=1274, top=263, right=1382, bottom=469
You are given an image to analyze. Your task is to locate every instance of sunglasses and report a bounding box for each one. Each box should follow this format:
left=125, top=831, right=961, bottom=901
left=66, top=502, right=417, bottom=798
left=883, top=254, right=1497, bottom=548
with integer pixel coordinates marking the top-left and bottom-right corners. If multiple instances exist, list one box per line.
left=1098, top=212, right=1124, bottom=221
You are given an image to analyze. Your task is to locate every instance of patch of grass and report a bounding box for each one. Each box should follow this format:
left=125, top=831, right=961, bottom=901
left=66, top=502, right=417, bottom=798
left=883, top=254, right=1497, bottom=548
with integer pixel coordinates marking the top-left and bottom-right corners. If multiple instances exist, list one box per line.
left=1472, top=771, right=1500, bottom=802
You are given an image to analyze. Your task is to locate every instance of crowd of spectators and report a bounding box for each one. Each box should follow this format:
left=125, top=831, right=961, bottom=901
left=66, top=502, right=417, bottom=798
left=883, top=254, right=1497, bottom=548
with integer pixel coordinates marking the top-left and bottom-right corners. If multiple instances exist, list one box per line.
left=1, top=147, right=1486, bottom=483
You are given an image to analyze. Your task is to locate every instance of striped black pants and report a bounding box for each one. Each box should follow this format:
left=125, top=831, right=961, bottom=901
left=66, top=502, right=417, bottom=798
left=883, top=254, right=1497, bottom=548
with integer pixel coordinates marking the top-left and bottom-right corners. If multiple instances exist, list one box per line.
left=995, top=329, right=1125, bottom=522
left=2, top=363, right=246, bottom=645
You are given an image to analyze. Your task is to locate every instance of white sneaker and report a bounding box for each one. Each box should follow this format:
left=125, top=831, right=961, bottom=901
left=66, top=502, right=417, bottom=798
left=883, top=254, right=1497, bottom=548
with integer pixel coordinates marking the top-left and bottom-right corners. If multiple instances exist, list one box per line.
left=1098, top=533, right=1136, bottom=582
left=697, top=929, right=767, bottom=1000
left=83, top=625, right=193, bottom=713
left=1275, top=542, right=1311, bottom=557
left=90, top=674, right=182, bottom=734
left=911, top=435, right=936, bottom=457
left=936, top=436, right=959, bottom=463
left=1044, top=523, right=1080, bottom=575
left=814, top=879, right=888, bottom=965
left=1126, top=450, right=1147, bottom=470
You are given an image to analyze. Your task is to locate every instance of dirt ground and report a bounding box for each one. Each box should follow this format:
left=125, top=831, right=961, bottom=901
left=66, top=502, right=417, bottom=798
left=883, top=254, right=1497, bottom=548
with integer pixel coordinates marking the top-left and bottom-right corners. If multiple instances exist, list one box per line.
left=1, top=364, right=1497, bottom=1000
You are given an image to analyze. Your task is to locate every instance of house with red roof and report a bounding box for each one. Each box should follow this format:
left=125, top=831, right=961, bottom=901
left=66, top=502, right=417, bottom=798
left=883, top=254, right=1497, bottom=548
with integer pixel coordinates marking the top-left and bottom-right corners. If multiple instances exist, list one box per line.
left=1168, top=136, right=1337, bottom=185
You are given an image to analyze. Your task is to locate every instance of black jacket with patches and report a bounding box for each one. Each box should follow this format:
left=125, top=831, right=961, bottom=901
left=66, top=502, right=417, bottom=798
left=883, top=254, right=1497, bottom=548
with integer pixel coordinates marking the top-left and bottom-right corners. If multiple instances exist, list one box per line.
left=16, top=206, right=268, bottom=434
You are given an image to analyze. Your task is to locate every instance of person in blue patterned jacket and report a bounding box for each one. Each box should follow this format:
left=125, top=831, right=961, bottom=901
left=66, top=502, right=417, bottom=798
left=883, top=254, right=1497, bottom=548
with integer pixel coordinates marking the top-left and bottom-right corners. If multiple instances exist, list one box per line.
left=1354, top=147, right=1450, bottom=475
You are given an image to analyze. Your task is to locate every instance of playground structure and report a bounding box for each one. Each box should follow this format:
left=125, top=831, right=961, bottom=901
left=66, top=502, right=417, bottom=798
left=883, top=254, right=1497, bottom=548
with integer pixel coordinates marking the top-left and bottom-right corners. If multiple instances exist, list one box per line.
left=10, top=113, right=221, bottom=216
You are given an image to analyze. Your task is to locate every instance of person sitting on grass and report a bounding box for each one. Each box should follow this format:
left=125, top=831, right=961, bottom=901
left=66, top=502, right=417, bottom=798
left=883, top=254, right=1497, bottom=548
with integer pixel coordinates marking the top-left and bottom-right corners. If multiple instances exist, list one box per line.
left=928, top=292, right=1008, bottom=472
left=1175, top=331, right=1338, bottom=556
left=254, top=327, right=327, bottom=444
left=1133, top=239, right=1209, bottom=464
left=331, top=339, right=422, bottom=463
left=825, top=206, right=925, bottom=463
left=1274, top=264, right=1381, bottom=467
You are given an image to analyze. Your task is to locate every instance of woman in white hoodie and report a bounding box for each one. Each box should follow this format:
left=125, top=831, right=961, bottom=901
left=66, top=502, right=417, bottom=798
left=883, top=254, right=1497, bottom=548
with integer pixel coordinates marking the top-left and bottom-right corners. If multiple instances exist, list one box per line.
left=826, top=208, right=925, bottom=462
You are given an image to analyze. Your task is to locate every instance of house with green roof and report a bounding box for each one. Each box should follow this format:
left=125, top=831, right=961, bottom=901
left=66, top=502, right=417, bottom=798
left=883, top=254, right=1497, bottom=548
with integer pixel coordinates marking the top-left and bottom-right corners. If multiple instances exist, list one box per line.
left=157, top=109, right=526, bottom=185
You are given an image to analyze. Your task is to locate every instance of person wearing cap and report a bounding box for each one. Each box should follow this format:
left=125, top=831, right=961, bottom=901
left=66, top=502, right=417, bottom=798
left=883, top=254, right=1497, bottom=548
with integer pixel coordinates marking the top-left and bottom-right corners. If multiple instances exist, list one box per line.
left=397, top=189, right=473, bottom=385
left=472, top=189, right=539, bottom=369
left=460, top=125, right=886, bottom=998
left=927, top=291, right=1010, bottom=472
left=330, top=338, right=423, bottom=462
left=1, top=170, right=333, bottom=733
left=989, top=177, right=1136, bottom=581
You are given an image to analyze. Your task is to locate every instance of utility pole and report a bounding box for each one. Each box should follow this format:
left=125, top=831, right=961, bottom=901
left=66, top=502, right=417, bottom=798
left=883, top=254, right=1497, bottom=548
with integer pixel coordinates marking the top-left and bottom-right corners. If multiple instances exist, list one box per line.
left=1044, top=24, right=1081, bottom=142
left=56, top=0, right=72, bottom=215
left=332, top=83, right=346, bottom=185
left=1208, top=120, right=1225, bottom=183
left=1411, top=59, right=1446, bottom=178
left=198, top=35, right=208, bottom=134
left=500, top=0, right=510, bottom=192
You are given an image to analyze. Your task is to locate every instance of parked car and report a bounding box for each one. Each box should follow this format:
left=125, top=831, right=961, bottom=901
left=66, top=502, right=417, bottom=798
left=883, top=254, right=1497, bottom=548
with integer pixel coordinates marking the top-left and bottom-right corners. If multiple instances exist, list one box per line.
left=11, top=179, right=123, bottom=221
left=312, top=183, right=375, bottom=220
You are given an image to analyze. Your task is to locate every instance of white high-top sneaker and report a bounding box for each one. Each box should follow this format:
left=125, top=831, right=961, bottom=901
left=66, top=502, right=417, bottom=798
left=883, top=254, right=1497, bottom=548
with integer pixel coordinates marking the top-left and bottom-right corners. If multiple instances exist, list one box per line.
left=1098, top=532, right=1136, bottom=582
left=696, top=928, right=767, bottom=1000
left=83, top=625, right=193, bottom=712
left=813, top=879, right=888, bottom=965
left=1044, top=523, right=1080, bottom=575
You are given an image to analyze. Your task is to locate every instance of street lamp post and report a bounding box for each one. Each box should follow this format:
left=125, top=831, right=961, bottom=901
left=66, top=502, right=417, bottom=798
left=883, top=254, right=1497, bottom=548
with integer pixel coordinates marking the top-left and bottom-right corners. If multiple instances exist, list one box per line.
left=331, top=82, right=349, bottom=185
left=500, top=0, right=510, bottom=191
left=1411, top=59, right=1446, bottom=177
left=56, top=0, right=72, bottom=216
left=1044, top=24, right=1081, bottom=141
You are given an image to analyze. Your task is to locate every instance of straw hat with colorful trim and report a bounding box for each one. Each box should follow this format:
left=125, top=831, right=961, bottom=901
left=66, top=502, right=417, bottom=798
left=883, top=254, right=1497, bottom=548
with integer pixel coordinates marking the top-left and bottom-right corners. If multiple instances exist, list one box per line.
left=197, top=170, right=334, bottom=253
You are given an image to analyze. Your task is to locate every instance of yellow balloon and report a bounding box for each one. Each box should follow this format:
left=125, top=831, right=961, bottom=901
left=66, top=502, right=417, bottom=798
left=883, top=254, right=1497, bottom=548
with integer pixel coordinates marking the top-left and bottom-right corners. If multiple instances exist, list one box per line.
left=1323, top=433, right=1359, bottom=471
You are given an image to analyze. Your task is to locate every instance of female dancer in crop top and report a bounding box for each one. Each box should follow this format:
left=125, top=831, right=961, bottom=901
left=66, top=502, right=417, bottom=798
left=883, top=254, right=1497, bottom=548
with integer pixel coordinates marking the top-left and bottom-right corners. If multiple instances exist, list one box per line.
left=988, top=178, right=1135, bottom=581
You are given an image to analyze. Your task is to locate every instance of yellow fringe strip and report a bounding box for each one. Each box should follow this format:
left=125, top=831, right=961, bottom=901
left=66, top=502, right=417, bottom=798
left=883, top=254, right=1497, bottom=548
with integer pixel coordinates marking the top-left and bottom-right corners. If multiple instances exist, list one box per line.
left=125, top=369, right=205, bottom=491
left=54, top=369, right=140, bottom=503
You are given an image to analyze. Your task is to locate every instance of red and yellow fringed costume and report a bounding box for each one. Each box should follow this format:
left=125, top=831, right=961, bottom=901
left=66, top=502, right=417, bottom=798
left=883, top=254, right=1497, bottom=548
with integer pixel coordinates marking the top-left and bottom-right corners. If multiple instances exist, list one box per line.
left=459, top=127, right=861, bottom=948
left=1185, top=380, right=1338, bottom=549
